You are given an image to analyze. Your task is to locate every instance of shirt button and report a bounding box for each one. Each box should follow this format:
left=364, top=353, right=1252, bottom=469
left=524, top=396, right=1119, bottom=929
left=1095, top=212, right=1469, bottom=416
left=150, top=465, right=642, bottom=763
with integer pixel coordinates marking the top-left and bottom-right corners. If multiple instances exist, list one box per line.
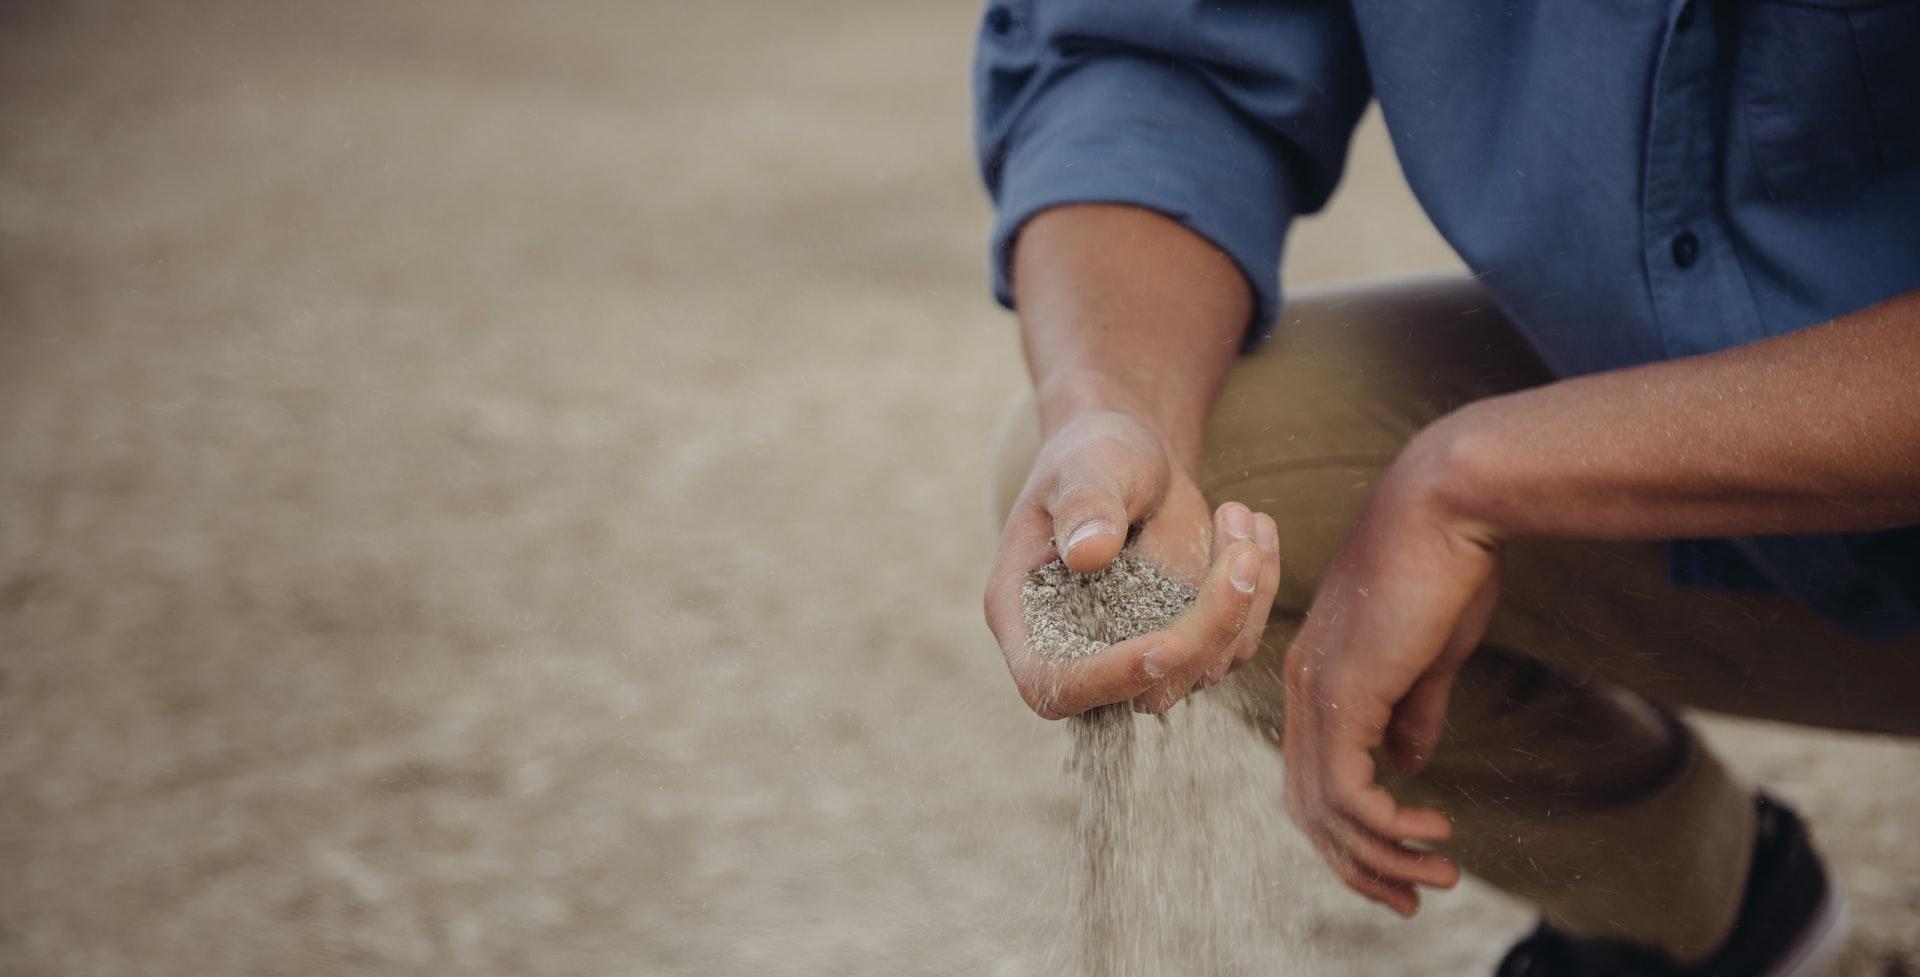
left=985, top=5, right=1013, bottom=34
left=1671, top=230, right=1700, bottom=269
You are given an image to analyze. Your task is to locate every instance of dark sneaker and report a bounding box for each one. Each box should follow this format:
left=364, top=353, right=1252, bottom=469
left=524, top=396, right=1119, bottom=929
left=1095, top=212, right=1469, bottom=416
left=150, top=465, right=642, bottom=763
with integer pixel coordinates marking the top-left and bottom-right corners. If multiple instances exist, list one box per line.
left=1494, top=795, right=1849, bottom=977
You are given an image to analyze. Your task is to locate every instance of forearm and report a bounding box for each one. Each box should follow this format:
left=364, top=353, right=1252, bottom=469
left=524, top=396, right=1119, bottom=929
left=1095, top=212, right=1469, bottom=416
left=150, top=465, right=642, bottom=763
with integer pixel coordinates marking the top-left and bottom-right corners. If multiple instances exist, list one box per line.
left=1012, top=205, right=1252, bottom=467
left=1423, top=288, right=1920, bottom=542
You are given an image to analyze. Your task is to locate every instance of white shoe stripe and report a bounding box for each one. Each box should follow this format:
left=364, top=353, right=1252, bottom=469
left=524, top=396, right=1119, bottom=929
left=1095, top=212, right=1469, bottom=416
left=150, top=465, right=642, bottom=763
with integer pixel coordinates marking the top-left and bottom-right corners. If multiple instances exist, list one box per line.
left=1764, top=880, right=1850, bottom=977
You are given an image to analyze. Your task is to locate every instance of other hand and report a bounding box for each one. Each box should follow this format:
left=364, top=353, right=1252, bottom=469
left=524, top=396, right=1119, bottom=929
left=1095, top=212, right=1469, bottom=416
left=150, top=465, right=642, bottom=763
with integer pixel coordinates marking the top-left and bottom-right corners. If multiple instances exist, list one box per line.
left=1280, top=435, right=1500, bottom=916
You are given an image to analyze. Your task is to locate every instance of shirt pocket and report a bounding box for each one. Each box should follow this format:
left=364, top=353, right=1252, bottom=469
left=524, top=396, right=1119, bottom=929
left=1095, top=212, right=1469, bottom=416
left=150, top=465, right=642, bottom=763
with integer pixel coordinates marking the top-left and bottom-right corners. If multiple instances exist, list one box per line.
left=1734, top=0, right=1920, bottom=200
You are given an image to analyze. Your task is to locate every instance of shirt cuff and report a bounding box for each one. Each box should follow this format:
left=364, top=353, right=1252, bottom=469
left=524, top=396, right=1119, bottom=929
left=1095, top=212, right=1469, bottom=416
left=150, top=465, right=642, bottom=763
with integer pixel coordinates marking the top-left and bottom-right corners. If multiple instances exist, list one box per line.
left=984, top=57, right=1300, bottom=346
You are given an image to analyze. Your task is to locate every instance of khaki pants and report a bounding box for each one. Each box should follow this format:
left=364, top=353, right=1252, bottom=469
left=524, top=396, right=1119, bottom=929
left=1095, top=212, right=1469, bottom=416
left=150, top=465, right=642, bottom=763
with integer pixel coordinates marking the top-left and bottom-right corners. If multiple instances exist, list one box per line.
left=991, top=277, right=1920, bottom=963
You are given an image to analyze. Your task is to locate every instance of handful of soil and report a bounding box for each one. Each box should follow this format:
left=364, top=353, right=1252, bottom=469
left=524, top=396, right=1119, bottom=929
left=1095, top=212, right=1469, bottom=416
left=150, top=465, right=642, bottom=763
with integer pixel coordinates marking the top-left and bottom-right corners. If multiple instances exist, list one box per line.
left=1021, top=544, right=1318, bottom=976
left=1022, top=547, right=1196, bottom=977
left=1021, top=549, right=1198, bottom=662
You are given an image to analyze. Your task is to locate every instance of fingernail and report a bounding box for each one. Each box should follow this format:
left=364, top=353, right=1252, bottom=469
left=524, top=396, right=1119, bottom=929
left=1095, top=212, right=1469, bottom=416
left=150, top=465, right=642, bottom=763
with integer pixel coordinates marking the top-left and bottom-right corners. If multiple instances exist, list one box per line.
left=1063, top=519, right=1113, bottom=556
left=1255, top=516, right=1277, bottom=553
left=1142, top=644, right=1180, bottom=678
left=1225, top=505, right=1254, bottom=541
left=1231, top=551, right=1259, bottom=593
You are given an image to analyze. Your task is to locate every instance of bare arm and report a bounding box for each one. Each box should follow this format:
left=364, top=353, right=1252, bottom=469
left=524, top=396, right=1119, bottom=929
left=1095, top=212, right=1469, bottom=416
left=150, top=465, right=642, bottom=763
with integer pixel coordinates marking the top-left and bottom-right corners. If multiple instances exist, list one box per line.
left=982, top=204, right=1284, bottom=719
left=1014, top=204, right=1250, bottom=466
left=1283, top=288, right=1920, bottom=916
left=1420, top=288, right=1920, bottom=542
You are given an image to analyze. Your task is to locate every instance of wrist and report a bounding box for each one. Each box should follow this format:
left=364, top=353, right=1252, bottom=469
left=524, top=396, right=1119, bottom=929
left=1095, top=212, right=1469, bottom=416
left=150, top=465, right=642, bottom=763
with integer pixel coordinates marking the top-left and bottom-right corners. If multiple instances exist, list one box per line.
left=1389, top=404, right=1507, bottom=548
left=1035, top=373, right=1210, bottom=468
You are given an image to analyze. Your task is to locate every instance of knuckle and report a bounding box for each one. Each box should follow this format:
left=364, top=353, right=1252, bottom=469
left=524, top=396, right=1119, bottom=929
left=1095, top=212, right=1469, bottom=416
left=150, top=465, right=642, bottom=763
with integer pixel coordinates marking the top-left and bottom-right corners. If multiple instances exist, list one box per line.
left=1213, top=617, right=1245, bottom=647
left=1056, top=492, right=1114, bottom=522
left=1356, top=854, right=1387, bottom=884
left=1333, top=799, right=1369, bottom=829
left=1222, top=582, right=1258, bottom=619
left=1206, top=609, right=1245, bottom=646
left=1052, top=469, right=1123, bottom=510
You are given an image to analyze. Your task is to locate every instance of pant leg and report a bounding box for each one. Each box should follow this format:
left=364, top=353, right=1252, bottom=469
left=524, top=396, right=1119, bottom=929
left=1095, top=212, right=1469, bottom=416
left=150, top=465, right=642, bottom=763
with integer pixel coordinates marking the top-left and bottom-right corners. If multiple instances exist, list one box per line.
left=1200, top=276, right=1920, bottom=961
left=988, top=275, right=1920, bottom=964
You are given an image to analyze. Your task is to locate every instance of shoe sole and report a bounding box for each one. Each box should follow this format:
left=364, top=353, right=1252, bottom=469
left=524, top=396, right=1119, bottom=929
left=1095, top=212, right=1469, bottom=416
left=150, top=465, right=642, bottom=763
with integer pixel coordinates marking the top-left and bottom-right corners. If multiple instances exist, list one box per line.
left=1765, top=879, right=1850, bottom=977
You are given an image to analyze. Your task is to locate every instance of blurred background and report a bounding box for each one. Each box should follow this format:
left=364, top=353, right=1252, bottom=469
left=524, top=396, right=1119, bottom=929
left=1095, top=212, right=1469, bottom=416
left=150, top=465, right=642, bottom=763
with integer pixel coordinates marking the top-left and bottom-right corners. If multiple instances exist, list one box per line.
left=2, top=2, right=1915, bottom=975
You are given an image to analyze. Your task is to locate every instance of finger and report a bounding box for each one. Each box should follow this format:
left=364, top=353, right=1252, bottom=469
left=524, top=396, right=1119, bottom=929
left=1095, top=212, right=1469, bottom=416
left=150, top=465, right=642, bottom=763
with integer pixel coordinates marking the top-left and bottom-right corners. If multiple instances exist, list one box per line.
left=1050, top=498, right=1128, bottom=574
left=1323, top=843, right=1423, bottom=918
left=1286, top=728, right=1417, bottom=916
left=1383, top=667, right=1456, bottom=774
left=1331, top=814, right=1460, bottom=890
left=1386, top=571, right=1497, bottom=773
left=1136, top=538, right=1263, bottom=712
left=983, top=503, right=1068, bottom=654
left=1212, top=512, right=1281, bottom=682
left=1331, top=743, right=1454, bottom=845
left=1286, top=677, right=1441, bottom=919
left=1339, top=779, right=1454, bottom=847
left=1217, top=500, right=1259, bottom=549
left=1297, top=806, right=1424, bottom=916
left=1133, top=664, right=1201, bottom=714
left=1134, top=509, right=1256, bottom=709
left=1200, top=503, right=1260, bottom=682
left=1181, top=540, right=1262, bottom=653
left=1254, top=509, right=1279, bottom=556
left=1046, top=465, right=1152, bottom=574
left=1019, top=631, right=1187, bottom=720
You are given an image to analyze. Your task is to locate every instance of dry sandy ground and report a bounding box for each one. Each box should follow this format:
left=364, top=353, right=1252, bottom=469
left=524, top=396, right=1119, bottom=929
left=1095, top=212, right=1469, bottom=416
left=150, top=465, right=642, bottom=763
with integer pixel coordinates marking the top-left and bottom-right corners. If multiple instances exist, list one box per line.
left=1, top=2, right=1915, bottom=975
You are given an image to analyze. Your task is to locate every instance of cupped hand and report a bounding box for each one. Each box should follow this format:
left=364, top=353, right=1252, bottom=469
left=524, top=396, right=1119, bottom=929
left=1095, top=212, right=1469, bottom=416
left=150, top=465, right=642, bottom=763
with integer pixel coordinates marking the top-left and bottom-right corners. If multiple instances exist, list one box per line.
left=985, top=410, right=1281, bottom=719
left=1279, top=447, right=1502, bottom=917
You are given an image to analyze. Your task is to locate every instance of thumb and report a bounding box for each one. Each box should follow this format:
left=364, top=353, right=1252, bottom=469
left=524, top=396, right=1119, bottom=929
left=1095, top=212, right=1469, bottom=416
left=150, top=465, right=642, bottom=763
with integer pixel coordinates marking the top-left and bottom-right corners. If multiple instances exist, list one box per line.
left=1384, top=571, right=1499, bottom=773
left=1049, top=475, right=1131, bottom=573
left=1038, top=413, right=1170, bottom=573
left=1383, top=665, right=1457, bottom=774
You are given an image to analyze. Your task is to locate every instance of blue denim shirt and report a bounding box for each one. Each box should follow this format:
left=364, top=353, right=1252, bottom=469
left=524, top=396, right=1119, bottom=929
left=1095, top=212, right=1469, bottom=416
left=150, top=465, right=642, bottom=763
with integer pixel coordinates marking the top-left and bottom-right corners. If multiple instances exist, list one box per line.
left=973, top=0, right=1920, bottom=636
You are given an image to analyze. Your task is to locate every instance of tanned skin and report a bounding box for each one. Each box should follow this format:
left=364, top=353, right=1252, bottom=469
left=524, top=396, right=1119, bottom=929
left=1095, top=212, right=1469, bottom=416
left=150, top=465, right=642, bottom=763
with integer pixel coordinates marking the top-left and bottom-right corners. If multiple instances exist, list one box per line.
left=982, top=203, right=1920, bottom=917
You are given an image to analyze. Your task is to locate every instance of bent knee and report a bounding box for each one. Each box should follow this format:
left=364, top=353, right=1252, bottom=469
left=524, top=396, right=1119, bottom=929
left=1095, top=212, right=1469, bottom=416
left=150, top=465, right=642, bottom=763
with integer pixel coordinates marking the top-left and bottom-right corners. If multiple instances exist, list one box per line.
left=1203, top=461, right=1388, bottom=617
left=1197, top=275, right=1545, bottom=488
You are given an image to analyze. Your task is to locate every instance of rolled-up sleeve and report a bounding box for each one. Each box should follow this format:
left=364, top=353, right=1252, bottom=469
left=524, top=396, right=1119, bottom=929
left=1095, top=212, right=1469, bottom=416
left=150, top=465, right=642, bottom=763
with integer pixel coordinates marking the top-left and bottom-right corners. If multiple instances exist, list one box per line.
left=972, top=0, right=1370, bottom=341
